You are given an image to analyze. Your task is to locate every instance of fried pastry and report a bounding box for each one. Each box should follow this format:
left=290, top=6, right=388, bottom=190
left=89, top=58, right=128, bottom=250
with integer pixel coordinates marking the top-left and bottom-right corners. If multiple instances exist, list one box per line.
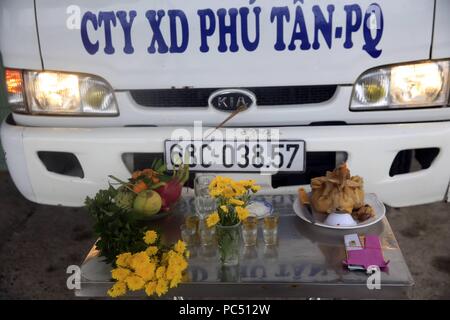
left=352, top=204, right=375, bottom=222
left=310, top=163, right=365, bottom=214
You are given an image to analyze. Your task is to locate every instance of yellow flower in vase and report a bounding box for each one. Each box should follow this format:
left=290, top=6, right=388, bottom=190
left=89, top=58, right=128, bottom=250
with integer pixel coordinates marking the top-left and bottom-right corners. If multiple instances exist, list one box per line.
left=206, top=211, right=220, bottom=228
left=229, top=198, right=245, bottom=206
left=209, top=188, right=222, bottom=198
left=235, top=206, right=250, bottom=221
left=240, top=179, right=256, bottom=187
left=251, top=185, right=261, bottom=192
left=222, top=186, right=236, bottom=198
left=220, top=205, right=229, bottom=213
left=231, top=182, right=246, bottom=196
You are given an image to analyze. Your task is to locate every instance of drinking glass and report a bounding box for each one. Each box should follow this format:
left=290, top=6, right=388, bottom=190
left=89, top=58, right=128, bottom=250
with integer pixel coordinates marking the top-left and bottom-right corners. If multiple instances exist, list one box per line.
left=263, top=215, right=279, bottom=245
left=199, top=220, right=216, bottom=246
left=185, top=214, right=200, bottom=232
left=241, top=216, right=258, bottom=246
left=180, top=224, right=196, bottom=246
left=194, top=196, right=217, bottom=220
left=194, top=175, right=215, bottom=197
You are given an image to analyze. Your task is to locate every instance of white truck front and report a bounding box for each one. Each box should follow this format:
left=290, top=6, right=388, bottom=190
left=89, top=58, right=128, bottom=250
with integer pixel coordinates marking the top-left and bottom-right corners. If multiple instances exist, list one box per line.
left=1, top=0, right=449, bottom=207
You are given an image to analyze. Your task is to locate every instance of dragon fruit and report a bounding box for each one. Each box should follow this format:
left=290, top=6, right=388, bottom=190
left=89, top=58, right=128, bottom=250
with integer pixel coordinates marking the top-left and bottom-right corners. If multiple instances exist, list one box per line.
left=155, top=164, right=189, bottom=212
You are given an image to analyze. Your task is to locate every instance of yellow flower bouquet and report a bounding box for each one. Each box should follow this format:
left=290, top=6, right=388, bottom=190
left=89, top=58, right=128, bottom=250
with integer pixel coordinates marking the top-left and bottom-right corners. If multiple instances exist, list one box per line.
left=206, top=176, right=261, bottom=227
left=205, top=176, right=261, bottom=265
left=107, top=230, right=189, bottom=298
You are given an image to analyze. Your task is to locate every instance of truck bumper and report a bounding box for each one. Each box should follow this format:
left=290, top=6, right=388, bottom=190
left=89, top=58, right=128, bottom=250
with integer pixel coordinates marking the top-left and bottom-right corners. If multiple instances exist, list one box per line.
left=2, top=115, right=450, bottom=207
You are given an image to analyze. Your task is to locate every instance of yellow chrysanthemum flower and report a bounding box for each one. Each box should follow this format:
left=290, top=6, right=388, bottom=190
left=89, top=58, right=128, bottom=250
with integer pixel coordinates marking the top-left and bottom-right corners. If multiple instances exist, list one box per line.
left=155, top=279, right=169, bottom=297
left=145, top=246, right=158, bottom=256
left=222, top=186, right=235, bottom=198
left=107, top=281, right=127, bottom=298
left=155, top=266, right=166, bottom=279
left=143, top=230, right=158, bottom=245
left=125, top=275, right=145, bottom=291
left=229, top=198, right=245, bottom=206
left=115, top=252, right=131, bottom=268
left=129, top=252, right=149, bottom=270
left=240, top=179, right=256, bottom=187
left=206, top=212, right=220, bottom=228
left=170, top=275, right=182, bottom=288
left=108, top=225, right=190, bottom=297
left=231, top=183, right=246, bottom=196
left=209, top=188, right=222, bottom=198
left=168, top=254, right=188, bottom=272
left=165, top=265, right=180, bottom=281
left=251, top=185, right=261, bottom=192
left=135, top=262, right=156, bottom=281
left=145, top=281, right=157, bottom=296
left=235, top=206, right=250, bottom=221
left=174, top=240, right=186, bottom=254
left=111, top=267, right=131, bottom=281
left=220, top=205, right=229, bottom=213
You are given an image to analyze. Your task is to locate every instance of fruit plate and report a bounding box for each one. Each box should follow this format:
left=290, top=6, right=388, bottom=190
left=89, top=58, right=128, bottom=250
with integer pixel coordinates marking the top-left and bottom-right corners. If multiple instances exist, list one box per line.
left=134, top=210, right=171, bottom=222
left=293, top=193, right=386, bottom=229
left=133, top=198, right=183, bottom=222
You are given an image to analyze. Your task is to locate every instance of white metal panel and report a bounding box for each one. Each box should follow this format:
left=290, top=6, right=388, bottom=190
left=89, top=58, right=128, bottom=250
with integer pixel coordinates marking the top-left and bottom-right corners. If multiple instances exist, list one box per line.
left=0, top=0, right=42, bottom=69
left=0, top=118, right=36, bottom=202
left=11, top=87, right=450, bottom=127
left=432, top=0, right=450, bottom=59
left=2, top=119, right=450, bottom=207
left=36, top=0, right=434, bottom=89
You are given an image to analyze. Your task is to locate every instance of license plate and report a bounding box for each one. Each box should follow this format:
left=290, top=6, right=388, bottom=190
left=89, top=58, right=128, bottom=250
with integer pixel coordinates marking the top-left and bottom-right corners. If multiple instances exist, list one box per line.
left=164, top=140, right=305, bottom=172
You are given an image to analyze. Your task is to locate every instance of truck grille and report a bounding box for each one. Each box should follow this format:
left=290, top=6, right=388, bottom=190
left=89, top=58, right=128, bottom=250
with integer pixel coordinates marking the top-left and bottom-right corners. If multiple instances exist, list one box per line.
left=130, top=85, right=337, bottom=108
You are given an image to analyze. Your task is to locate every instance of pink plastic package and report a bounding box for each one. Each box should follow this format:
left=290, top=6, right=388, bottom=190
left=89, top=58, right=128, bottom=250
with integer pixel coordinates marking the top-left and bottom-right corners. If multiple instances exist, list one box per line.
left=343, top=235, right=390, bottom=270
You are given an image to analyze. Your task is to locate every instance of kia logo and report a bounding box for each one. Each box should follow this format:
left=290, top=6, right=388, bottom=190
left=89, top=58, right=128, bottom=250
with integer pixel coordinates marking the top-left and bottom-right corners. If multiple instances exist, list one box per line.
left=209, top=89, right=256, bottom=112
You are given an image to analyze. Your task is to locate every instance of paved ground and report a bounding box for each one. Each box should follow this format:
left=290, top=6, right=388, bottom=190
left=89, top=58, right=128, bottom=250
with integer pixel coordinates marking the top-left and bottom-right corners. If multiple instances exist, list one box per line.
left=0, top=171, right=448, bottom=300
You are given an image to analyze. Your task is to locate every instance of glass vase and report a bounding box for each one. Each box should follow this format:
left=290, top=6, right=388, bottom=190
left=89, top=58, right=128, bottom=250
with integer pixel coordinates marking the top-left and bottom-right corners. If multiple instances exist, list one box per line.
left=216, top=223, right=241, bottom=266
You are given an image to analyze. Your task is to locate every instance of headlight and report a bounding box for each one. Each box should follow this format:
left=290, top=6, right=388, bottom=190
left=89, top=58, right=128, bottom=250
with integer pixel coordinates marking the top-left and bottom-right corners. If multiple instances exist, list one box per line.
left=5, top=70, right=118, bottom=116
left=351, top=61, right=450, bottom=110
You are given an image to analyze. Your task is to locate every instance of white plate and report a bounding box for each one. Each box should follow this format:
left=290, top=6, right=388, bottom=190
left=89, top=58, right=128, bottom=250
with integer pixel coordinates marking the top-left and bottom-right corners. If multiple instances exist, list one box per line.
left=247, top=200, right=273, bottom=219
left=293, top=193, right=386, bottom=229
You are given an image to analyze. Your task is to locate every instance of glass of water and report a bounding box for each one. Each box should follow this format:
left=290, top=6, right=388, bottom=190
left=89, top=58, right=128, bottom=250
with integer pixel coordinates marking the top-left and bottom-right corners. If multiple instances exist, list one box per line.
left=194, top=196, right=217, bottom=220
left=241, top=216, right=258, bottom=246
left=263, top=215, right=279, bottom=246
left=180, top=224, right=196, bottom=246
left=185, top=214, right=200, bottom=232
left=194, top=175, right=215, bottom=197
left=199, top=220, right=216, bottom=246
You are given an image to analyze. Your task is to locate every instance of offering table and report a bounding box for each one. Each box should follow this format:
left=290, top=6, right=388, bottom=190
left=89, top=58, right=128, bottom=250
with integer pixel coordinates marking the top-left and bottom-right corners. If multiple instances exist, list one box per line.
left=76, top=194, right=414, bottom=299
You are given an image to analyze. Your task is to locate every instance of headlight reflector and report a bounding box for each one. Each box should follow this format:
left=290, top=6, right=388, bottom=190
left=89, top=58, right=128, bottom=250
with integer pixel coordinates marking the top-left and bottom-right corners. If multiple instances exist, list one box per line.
left=351, top=61, right=450, bottom=110
left=26, top=72, right=81, bottom=113
left=4, top=69, right=118, bottom=115
left=353, top=69, right=389, bottom=106
left=79, top=76, right=117, bottom=113
left=390, top=63, right=443, bottom=105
